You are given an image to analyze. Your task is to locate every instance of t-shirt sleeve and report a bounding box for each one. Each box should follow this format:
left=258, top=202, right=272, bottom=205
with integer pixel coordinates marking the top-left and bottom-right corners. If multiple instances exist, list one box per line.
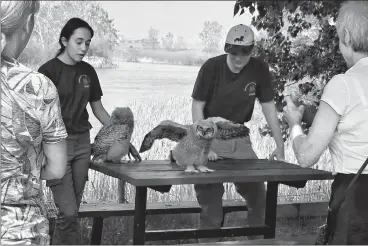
left=38, top=63, right=54, bottom=83
left=320, top=74, right=349, bottom=116
left=36, top=74, right=68, bottom=143
left=88, top=66, right=103, bottom=102
left=256, top=61, right=275, bottom=103
left=191, top=60, right=214, bottom=102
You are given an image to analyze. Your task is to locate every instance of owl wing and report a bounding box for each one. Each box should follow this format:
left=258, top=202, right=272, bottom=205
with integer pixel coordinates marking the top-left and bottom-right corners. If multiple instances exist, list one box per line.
left=139, top=120, right=189, bottom=153
left=210, top=118, right=250, bottom=140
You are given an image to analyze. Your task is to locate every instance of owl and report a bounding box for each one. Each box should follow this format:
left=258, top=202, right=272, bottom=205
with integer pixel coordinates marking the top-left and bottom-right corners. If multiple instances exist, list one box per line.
left=91, top=107, right=141, bottom=164
left=139, top=117, right=250, bottom=173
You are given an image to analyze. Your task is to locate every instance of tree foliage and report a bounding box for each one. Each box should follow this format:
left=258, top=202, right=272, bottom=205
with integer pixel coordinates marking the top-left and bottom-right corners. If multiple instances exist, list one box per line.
left=199, top=21, right=223, bottom=52
left=233, top=0, right=346, bottom=140
left=161, top=32, right=175, bottom=50
left=174, top=36, right=188, bottom=50
left=19, top=1, right=119, bottom=66
left=145, top=27, right=160, bottom=49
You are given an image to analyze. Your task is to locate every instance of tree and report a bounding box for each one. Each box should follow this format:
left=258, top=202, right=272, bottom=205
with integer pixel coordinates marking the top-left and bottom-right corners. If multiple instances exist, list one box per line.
left=233, top=0, right=346, bottom=140
left=145, top=27, right=160, bottom=49
left=199, top=21, right=223, bottom=52
left=161, top=32, right=175, bottom=50
left=19, top=1, right=119, bottom=65
left=174, top=36, right=188, bottom=50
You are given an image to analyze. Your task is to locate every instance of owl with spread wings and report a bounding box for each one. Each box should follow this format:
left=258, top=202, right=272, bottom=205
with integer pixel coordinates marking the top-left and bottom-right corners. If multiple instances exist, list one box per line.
left=139, top=117, right=250, bottom=173
left=91, top=107, right=141, bottom=164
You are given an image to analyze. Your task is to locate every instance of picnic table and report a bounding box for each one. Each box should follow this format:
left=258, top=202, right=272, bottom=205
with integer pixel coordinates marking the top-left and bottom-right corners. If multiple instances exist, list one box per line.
left=90, top=159, right=333, bottom=245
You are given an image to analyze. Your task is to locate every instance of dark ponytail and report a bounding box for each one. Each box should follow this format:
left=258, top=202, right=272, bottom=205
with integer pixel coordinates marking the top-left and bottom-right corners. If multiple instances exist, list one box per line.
left=55, top=17, right=94, bottom=58
left=55, top=46, right=65, bottom=58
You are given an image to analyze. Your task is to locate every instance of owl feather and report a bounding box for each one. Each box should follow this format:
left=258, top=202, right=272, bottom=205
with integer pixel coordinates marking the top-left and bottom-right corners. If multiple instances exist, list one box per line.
left=91, top=107, right=141, bottom=164
left=139, top=117, right=250, bottom=173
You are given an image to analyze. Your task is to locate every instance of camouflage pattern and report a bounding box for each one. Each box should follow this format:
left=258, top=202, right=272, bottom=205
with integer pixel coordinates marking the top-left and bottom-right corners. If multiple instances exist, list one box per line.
left=1, top=57, right=67, bottom=245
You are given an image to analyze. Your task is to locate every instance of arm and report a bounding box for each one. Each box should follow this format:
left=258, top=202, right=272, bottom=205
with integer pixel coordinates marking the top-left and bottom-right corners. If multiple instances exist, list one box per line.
left=87, top=65, right=110, bottom=125
left=191, top=60, right=213, bottom=123
left=37, top=74, right=68, bottom=180
left=90, top=100, right=110, bottom=125
left=192, top=99, right=206, bottom=123
left=291, top=101, right=339, bottom=167
left=286, top=75, right=348, bottom=167
left=261, top=100, right=284, bottom=149
left=257, top=61, right=284, bottom=158
left=41, top=140, right=67, bottom=180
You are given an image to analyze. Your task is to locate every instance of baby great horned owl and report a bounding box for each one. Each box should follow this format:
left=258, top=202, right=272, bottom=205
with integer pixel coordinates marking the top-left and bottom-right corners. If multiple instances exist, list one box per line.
left=91, top=107, right=141, bottom=164
left=139, top=117, right=250, bottom=173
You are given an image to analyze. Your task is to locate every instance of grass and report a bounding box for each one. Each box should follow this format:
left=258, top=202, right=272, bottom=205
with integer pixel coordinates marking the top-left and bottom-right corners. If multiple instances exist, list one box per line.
left=79, top=96, right=332, bottom=205
left=40, top=61, right=332, bottom=244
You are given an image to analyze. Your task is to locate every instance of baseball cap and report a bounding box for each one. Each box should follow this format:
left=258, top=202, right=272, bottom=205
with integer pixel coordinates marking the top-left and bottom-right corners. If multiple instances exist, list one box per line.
left=224, top=24, right=255, bottom=54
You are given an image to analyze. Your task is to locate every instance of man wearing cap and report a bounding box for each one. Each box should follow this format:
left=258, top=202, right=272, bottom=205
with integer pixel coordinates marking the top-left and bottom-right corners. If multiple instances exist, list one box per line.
left=191, top=24, right=285, bottom=240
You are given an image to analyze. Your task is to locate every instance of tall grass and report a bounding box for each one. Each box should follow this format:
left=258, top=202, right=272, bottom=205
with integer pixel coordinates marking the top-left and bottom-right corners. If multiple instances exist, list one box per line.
left=41, top=64, right=332, bottom=244
left=78, top=96, right=332, bottom=206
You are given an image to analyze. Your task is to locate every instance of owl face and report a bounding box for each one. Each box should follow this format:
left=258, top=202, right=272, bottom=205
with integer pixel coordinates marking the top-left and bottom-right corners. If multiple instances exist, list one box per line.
left=194, top=121, right=217, bottom=140
left=111, top=107, right=134, bottom=125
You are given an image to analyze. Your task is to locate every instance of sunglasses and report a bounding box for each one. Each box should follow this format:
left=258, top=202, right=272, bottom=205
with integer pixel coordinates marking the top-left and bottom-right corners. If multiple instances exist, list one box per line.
left=225, top=43, right=254, bottom=56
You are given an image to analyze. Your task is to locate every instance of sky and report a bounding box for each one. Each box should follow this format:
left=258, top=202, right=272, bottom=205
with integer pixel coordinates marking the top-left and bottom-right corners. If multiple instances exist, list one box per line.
left=97, top=1, right=254, bottom=44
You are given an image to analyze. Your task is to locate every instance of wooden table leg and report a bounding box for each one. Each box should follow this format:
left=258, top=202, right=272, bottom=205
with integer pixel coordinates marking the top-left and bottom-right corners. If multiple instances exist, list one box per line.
left=264, top=181, right=279, bottom=239
left=133, top=186, right=148, bottom=245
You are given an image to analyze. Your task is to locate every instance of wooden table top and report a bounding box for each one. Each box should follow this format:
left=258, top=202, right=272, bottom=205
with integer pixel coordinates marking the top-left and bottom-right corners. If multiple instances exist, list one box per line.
left=90, top=159, right=334, bottom=187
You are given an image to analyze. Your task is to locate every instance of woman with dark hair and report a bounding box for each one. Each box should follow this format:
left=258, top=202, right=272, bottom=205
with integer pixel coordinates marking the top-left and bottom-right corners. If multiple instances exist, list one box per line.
left=38, top=17, right=110, bottom=245
left=1, top=1, right=68, bottom=245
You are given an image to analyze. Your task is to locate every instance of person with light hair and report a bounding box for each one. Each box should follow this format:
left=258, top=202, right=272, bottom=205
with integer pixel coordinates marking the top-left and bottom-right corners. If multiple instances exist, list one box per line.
left=1, top=1, right=68, bottom=245
left=283, top=1, right=368, bottom=244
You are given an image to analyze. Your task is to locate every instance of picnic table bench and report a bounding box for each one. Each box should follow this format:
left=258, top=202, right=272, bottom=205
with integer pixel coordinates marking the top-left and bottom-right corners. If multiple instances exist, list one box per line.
left=87, top=159, right=333, bottom=245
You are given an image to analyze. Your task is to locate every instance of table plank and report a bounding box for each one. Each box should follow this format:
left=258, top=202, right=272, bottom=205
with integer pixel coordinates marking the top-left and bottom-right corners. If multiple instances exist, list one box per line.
left=91, top=159, right=304, bottom=172
left=90, top=159, right=333, bottom=186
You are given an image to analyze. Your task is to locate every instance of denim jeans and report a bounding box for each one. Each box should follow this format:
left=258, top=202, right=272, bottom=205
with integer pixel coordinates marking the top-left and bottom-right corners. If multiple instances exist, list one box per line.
left=194, top=137, right=266, bottom=242
left=46, top=131, right=91, bottom=245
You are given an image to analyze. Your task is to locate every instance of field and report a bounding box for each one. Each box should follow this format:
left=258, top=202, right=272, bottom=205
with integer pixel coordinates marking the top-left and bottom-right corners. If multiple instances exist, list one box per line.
left=42, top=61, right=332, bottom=244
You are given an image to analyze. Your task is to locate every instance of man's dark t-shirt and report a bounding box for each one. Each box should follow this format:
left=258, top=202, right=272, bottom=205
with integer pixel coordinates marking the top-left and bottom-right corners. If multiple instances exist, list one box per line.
left=191, top=54, right=274, bottom=124
left=38, top=58, right=103, bottom=134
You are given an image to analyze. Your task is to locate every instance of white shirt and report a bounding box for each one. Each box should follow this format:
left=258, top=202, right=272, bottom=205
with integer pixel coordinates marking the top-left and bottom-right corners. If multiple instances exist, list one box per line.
left=321, top=57, right=368, bottom=174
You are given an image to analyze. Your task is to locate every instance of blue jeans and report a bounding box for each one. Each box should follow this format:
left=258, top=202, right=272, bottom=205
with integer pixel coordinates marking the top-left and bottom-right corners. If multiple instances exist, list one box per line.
left=194, top=137, right=266, bottom=241
left=46, top=131, right=91, bottom=245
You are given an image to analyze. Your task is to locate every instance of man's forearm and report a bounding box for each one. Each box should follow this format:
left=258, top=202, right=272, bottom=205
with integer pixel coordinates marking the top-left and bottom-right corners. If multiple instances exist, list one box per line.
left=262, top=102, right=284, bottom=148
left=192, top=100, right=205, bottom=123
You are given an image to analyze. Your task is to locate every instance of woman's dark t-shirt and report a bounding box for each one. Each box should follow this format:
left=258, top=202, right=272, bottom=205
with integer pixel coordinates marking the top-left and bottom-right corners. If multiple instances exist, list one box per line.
left=38, top=58, right=103, bottom=134
left=191, top=54, right=274, bottom=124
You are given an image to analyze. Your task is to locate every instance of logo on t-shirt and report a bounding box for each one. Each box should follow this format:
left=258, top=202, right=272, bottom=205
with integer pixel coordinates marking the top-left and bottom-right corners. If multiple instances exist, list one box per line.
left=79, top=75, right=90, bottom=88
left=244, top=82, right=256, bottom=96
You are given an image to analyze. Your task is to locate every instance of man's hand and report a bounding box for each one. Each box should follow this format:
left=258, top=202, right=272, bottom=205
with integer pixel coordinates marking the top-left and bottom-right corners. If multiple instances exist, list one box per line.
left=269, top=146, right=285, bottom=161
left=208, top=149, right=223, bottom=162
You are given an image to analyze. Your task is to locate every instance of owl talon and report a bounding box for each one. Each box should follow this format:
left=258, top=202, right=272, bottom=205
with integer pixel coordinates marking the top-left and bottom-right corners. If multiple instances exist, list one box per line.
left=92, top=156, right=105, bottom=164
left=184, top=166, right=199, bottom=173
left=185, top=169, right=200, bottom=173
left=197, top=165, right=215, bottom=173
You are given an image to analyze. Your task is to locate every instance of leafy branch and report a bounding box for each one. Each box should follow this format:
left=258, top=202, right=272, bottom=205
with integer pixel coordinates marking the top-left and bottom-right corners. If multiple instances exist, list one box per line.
left=233, top=0, right=346, bottom=140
